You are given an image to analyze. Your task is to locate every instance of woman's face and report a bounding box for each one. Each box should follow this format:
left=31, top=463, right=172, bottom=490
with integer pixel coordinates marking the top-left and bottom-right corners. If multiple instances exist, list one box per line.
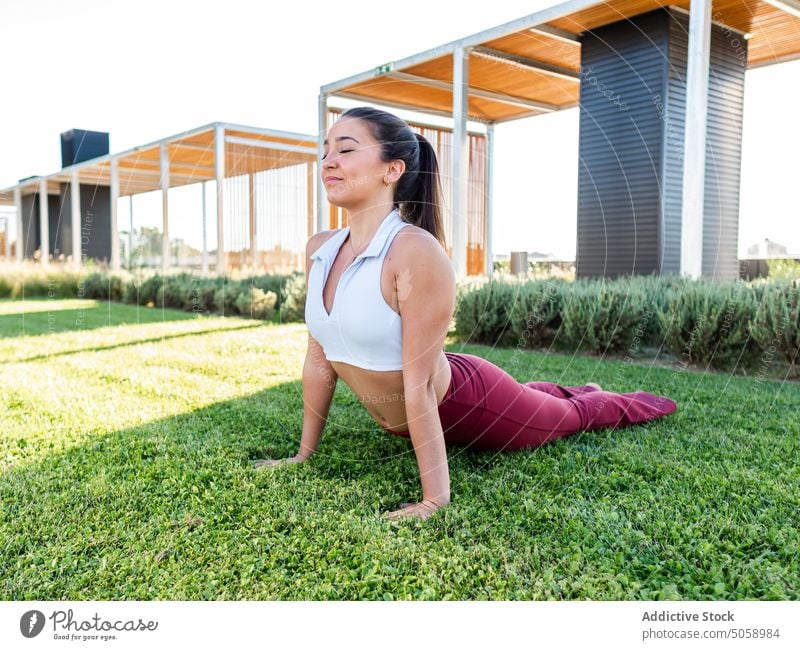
left=321, top=117, right=388, bottom=209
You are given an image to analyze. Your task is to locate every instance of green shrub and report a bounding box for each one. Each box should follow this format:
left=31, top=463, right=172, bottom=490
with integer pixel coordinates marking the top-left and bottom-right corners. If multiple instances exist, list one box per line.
left=79, top=271, right=127, bottom=301
left=279, top=272, right=306, bottom=322
left=508, top=280, right=565, bottom=348
left=751, top=279, right=800, bottom=375
left=213, top=282, right=242, bottom=316
left=454, top=279, right=519, bottom=345
left=125, top=273, right=164, bottom=306
left=559, top=279, right=648, bottom=354
left=234, top=287, right=277, bottom=320
left=658, top=280, right=761, bottom=370
left=248, top=275, right=288, bottom=311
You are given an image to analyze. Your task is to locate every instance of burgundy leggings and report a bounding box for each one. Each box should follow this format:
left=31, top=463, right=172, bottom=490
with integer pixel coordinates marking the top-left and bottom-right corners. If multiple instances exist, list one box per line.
left=384, top=352, right=677, bottom=452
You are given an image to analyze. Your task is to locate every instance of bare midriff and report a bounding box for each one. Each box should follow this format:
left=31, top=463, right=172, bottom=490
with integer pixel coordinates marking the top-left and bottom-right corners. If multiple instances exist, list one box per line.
left=318, top=225, right=452, bottom=433
left=331, top=353, right=452, bottom=432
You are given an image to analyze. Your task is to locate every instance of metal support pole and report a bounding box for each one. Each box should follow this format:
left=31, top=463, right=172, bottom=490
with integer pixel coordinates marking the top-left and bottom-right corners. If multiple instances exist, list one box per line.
left=70, top=171, right=81, bottom=268
left=249, top=172, right=257, bottom=269
left=680, top=0, right=712, bottom=279
left=215, top=124, right=226, bottom=274
left=2, top=215, right=8, bottom=260
left=316, top=93, right=329, bottom=233
left=38, top=178, right=49, bottom=266
left=201, top=181, right=208, bottom=275
left=110, top=158, right=120, bottom=271
left=485, top=123, right=494, bottom=279
left=14, top=186, right=23, bottom=262
left=452, top=45, right=470, bottom=279
left=160, top=144, right=170, bottom=272
left=128, top=195, right=134, bottom=269
left=306, top=161, right=314, bottom=240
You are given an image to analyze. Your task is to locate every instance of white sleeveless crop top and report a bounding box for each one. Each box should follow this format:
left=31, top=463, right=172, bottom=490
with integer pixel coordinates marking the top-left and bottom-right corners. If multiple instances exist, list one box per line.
left=305, top=208, right=412, bottom=371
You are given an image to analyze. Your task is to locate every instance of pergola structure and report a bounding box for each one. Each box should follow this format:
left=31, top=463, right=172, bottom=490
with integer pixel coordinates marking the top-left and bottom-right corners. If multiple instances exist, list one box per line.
left=0, top=122, right=317, bottom=272
left=319, top=0, right=800, bottom=279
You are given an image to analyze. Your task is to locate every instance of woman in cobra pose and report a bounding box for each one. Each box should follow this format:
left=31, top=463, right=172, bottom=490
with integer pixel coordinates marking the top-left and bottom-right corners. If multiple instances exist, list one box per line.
left=255, top=106, right=677, bottom=521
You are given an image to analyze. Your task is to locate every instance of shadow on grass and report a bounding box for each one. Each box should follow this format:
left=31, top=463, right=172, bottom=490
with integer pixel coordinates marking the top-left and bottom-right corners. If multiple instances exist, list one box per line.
left=0, top=302, right=196, bottom=339
left=0, top=378, right=456, bottom=599
left=1, top=344, right=797, bottom=600
left=10, top=323, right=265, bottom=364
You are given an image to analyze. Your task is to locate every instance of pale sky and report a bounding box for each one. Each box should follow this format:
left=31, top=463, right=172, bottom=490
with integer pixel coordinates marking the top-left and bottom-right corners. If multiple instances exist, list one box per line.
left=1, top=0, right=798, bottom=259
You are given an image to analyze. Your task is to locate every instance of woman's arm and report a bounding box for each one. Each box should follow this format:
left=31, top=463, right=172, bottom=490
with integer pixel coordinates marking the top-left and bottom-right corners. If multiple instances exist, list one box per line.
left=297, top=335, right=338, bottom=458
left=385, top=230, right=457, bottom=521
left=255, top=231, right=338, bottom=467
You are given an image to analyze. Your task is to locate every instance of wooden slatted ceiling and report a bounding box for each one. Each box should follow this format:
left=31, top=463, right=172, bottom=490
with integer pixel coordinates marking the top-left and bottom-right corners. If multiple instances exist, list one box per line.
left=334, top=0, right=800, bottom=121
left=406, top=52, right=580, bottom=104
left=482, top=30, right=581, bottom=69
left=340, top=74, right=551, bottom=121
left=544, top=0, right=800, bottom=68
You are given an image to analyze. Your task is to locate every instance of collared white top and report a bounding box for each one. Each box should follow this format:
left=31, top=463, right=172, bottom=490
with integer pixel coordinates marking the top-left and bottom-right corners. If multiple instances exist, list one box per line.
left=305, top=207, right=411, bottom=371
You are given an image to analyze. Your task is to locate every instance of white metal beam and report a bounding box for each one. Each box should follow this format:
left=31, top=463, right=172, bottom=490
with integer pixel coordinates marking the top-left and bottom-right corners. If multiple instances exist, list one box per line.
left=160, top=144, right=170, bottom=273
left=528, top=24, right=580, bottom=43
left=760, top=0, right=800, bottom=19
left=215, top=124, right=226, bottom=273
left=332, top=91, right=489, bottom=123
left=13, top=186, right=23, bottom=262
left=680, top=0, right=713, bottom=279
left=3, top=215, right=9, bottom=260
left=452, top=45, right=470, bottom=279
left=70, top=171, right=81, bottom=268
left=225, top=135, right=317, bottom=156
left=485, top=123, right=494, bottom=279
left=249, top=173, right=257, bottom=268
left=320, top=0, right=597, bottom=96
left=386, top=70, right=560, bottom=112
left=38, top=178, right=49, bottom=266
left=110, top=158, right=120, bottom=271
left=128, top=195, right=134, bottom=270
left=201, top=182, right=208, bottom=275
left=471, top=46, right=580, bottom=82
left=317, top=94, right=329, bottom=234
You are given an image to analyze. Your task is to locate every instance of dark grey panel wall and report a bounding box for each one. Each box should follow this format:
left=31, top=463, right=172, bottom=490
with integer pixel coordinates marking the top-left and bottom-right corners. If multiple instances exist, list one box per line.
left=60, top=183, right=112, bottom=263
left=577, top=7, right=747, bottom=280
left=577, top=9, right=669, bottom=278
left=19, top=193, right=61, bottom=260
left=20, top=194, right=39, bottom=259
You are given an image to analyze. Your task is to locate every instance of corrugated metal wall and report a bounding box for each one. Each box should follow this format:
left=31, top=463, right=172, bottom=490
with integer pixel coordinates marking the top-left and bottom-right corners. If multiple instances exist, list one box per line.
left=577, top=7, right=747, bottom=280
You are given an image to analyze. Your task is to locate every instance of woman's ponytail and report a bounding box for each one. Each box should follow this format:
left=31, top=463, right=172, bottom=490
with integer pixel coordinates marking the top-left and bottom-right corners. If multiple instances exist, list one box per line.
left=403, top=132, right=444, bottom=246
left=339, top=106, right=446, bottom=249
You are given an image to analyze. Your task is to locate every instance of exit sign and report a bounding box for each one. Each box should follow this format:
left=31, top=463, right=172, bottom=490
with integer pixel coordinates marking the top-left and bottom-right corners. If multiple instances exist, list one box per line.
left=374, top=62, right=394, bottom=75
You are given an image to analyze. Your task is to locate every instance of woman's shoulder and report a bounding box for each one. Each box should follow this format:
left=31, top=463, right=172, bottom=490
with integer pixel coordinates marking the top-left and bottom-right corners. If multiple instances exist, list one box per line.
left=306, top=228, right=342, bottom=257
left=393, top=223, right=449, bottom=259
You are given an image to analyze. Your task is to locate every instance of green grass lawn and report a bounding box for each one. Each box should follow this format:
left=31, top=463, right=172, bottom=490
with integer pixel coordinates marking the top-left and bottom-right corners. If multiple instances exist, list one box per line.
left=0, top=297, right=798, bottom=600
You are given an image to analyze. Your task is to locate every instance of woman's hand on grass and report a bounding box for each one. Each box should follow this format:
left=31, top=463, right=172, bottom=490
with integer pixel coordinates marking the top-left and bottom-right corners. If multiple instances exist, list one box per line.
left=383, top=498, right=448, bottom=522
left=252, top=453, right=307, bottom=468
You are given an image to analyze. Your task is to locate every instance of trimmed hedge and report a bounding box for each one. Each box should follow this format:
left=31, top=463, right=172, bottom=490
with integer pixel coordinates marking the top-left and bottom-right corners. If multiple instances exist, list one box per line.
left=0, top=265, right=306, bottom=323
left=751, top=279, right=800, bottom=375
left=2, top=263, right=797, bottom=374
left=453, top=274, right=798, bottom=374
left=657, top=280, right=761, bottom=370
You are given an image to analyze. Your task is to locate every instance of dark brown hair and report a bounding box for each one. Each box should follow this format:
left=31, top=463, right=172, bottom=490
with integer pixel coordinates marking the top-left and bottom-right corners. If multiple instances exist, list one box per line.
left=340, top=106, right=445, bottom=247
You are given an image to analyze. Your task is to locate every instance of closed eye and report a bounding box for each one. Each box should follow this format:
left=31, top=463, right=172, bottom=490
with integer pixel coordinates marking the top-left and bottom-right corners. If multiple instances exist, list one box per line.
left=321, top=149, right=352, bottom=160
